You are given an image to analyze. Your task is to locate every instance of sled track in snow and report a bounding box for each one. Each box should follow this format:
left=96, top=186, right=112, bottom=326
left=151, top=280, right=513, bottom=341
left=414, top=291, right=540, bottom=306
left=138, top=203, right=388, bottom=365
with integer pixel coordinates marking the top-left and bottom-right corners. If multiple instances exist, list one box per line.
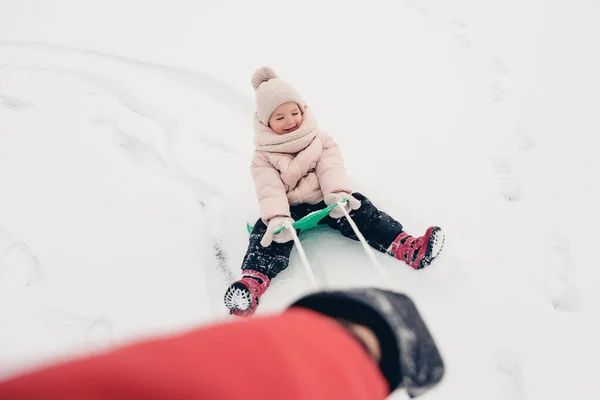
left=0, top=41, right=254, bottom=116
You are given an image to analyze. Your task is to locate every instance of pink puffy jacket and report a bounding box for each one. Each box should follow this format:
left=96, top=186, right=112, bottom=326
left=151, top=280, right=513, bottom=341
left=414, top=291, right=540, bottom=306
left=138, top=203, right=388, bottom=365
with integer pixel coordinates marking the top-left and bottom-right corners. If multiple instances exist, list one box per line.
left=251, top=132, right=352, bottom=223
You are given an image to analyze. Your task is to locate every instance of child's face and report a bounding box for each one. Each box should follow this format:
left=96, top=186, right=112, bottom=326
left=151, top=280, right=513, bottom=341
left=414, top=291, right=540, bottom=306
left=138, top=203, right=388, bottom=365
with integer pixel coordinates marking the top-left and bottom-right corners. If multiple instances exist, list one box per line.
left=268, top=102, right=303, bottom=135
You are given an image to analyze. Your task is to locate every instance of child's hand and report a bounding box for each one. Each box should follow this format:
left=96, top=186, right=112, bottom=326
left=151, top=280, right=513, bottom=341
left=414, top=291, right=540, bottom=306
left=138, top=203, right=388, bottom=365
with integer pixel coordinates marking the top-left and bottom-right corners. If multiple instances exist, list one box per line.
left=324, top=193, right=361, bottom=219
left=261, top=217, right=295, bottom=247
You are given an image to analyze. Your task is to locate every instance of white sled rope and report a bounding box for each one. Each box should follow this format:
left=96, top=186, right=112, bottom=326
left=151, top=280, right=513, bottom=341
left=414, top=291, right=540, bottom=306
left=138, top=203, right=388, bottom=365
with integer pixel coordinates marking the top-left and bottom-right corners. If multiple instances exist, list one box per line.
left=285, top=220, right=319, bottom=288
left=337, top=201, right=393, bottom=289
left=285, top=201, right=393, bottom=290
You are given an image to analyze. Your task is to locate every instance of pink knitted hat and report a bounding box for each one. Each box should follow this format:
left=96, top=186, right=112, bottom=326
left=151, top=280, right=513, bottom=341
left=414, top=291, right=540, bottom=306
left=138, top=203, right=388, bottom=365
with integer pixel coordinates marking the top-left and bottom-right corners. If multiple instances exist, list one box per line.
left=251, top=67, right=306, bottom=126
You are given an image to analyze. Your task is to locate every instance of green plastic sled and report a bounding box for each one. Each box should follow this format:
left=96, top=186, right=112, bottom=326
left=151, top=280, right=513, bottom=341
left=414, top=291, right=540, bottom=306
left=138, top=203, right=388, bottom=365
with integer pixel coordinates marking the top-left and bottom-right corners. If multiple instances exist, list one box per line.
left=246, top=199, right=348, bottom=235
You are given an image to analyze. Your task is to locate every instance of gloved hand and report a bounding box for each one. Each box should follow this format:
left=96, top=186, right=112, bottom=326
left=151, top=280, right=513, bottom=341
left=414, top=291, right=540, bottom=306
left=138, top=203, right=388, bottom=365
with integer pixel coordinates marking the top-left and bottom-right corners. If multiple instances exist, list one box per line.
left=289, top=288, right=444, bottom=397
left=324, top=192, right=361, bottom=219
left=260, top=217, right=295, bottom=247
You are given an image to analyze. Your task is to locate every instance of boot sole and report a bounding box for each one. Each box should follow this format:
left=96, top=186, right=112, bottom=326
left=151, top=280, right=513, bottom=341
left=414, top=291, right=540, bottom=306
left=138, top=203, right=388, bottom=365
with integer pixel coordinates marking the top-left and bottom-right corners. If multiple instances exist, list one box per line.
left=419, top=227, right=445, bottom=269
left=224, top=282, right=254, bottom=315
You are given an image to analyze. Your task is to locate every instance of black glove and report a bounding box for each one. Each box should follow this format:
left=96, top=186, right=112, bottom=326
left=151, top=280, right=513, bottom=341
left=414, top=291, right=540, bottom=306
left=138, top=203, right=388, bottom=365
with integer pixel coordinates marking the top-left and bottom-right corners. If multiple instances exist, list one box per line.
left=289, top=288, right=444, bottom=397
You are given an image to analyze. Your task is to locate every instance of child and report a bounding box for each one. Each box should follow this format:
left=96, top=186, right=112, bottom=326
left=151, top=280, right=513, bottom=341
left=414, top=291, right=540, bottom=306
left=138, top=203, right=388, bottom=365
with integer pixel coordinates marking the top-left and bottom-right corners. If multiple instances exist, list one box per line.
left=224, top=67, right=445, bottom=316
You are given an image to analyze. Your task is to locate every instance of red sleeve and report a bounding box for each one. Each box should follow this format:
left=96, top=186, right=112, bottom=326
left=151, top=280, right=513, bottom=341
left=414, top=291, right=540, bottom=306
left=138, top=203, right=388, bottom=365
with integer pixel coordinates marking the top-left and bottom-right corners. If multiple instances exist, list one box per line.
left=0, top=309, right=388, bottom=400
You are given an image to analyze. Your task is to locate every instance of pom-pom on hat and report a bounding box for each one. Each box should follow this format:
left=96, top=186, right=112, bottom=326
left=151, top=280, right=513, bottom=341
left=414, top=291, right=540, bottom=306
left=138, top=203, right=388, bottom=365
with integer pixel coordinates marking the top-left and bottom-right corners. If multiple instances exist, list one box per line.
left=251, top=66, right=305, bottom=126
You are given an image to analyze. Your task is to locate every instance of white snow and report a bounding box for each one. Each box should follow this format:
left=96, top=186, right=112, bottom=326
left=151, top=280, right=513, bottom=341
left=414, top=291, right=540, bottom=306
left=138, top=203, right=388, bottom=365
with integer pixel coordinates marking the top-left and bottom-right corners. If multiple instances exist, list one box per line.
left=1, top=0, right=599, bottom=399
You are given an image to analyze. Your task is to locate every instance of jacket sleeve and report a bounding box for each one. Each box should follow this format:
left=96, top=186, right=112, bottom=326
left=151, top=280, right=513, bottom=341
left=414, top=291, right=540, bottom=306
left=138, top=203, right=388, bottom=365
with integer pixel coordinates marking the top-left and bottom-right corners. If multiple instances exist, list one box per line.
left=316, top=134, right=352, bottom=196
left=251, top=151, right=291, bottom=223
left=0, top=309, right=389, bottom=400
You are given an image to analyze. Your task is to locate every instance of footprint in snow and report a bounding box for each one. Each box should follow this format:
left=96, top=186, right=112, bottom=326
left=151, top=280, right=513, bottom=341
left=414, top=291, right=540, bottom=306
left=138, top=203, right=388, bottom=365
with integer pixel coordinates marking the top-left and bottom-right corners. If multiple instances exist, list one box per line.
left=449, top=20, right=473, bottom=48
left=508, top=119, right=535, bottom=152
left=0, top=240, right=42, bottom=290
left=492, top=157, right=523, bottom=202
left=489, top=83, right=507, bottom=103
left=492, top=119, right=534, bottom=202
left=495, top=349, right=526, bottom=400
left=84, top=317, right=114, bottom=350
left=0, top=93, right=34, bottom=110
left=491, top=58, right=510, bottom=75
left=541, top=236, right=580, bottom=311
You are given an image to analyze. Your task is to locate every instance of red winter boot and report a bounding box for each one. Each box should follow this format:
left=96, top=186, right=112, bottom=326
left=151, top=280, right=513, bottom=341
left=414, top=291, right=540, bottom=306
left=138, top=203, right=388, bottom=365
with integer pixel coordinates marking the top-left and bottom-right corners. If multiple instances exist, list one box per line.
left=388, top=226, right=445, bottom=269
left=224, top=270, right=271, bottom=317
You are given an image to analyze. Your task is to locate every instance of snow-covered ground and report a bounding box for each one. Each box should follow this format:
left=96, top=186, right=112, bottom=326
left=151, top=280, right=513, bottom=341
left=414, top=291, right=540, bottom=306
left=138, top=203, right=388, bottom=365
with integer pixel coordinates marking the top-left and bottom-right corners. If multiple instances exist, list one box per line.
left=1, top=0, right=599, bottom=399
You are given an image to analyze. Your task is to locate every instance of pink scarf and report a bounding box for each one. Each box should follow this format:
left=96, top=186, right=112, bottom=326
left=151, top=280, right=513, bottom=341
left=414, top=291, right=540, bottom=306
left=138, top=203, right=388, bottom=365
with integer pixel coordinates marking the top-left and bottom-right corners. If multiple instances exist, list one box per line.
left=253, top=107, right=319, bottom=154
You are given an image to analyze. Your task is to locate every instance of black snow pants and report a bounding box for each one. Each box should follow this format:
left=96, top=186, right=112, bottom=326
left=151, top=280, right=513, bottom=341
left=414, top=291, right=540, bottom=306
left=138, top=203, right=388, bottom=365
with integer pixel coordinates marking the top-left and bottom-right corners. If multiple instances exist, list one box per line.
left=241, top=192, right=403, bottom=279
